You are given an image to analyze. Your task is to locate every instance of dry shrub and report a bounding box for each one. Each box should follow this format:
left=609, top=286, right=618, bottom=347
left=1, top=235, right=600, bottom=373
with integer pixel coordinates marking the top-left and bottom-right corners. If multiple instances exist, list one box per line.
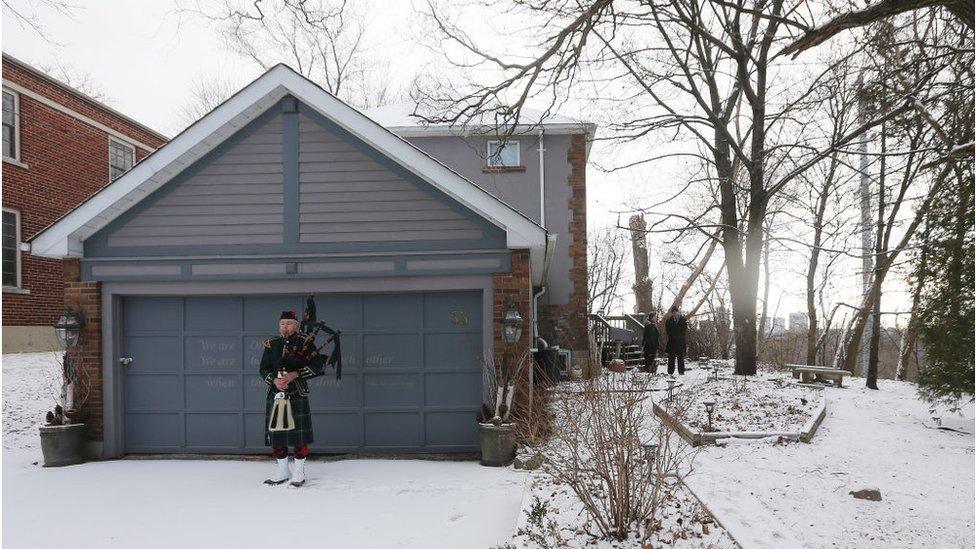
left=545, top=374, right=698, bottom=541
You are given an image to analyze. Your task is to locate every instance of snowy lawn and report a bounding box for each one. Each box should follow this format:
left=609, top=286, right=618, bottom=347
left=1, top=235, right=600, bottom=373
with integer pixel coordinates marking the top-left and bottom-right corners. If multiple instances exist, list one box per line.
left=680, top=370, right=822, bottom=434
left=2, top=352, right=528, bottom=549
left=685, top=376, right=975, bottom=549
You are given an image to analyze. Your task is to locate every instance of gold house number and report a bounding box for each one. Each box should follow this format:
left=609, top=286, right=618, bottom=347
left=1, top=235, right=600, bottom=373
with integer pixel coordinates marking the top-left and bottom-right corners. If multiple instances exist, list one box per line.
left=450, top=309, right=470, bottom=326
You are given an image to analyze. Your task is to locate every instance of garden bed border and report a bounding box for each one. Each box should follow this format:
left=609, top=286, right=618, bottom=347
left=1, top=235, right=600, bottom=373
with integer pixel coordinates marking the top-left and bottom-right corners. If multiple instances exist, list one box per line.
left=653, top=392, right=827, bottom=447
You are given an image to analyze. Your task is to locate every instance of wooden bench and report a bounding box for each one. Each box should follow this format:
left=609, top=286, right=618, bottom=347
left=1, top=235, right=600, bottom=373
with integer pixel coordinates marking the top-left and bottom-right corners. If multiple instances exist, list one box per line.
left=791, top=366, right=848, bottom=387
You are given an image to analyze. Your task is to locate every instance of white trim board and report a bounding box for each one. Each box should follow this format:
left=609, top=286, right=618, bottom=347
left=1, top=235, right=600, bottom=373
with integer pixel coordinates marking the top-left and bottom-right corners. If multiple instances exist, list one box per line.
left=1, top=80, right=159, bottom=152
left=28, top=65, right=550, bottom=282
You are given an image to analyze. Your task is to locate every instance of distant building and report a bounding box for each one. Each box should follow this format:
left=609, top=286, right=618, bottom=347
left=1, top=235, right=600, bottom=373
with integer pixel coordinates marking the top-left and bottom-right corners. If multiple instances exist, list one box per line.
left=790, top=312, right=809, bottom=332
left=770, top=317, right=786, bottom=335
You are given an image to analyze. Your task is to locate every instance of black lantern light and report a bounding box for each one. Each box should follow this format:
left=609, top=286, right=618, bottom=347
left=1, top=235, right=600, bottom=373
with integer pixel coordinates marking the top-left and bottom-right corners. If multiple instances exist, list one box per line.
left=642, top=440, right=659, bottom=463
left=55, top=306, right=84, bottom=349
left=703, top=399, right=716, bottom=432
left=501, top=300, right=523, bottom=344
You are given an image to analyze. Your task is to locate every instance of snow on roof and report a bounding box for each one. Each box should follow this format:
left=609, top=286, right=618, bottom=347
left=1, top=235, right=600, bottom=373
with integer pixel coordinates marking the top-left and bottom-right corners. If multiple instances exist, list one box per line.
left=364, top=101, right=595, bottom=137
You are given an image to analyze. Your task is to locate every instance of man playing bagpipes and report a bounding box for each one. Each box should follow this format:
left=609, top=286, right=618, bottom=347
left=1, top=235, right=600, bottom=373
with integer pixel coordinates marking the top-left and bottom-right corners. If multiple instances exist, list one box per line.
left=259, top=302, right=340, bottom=487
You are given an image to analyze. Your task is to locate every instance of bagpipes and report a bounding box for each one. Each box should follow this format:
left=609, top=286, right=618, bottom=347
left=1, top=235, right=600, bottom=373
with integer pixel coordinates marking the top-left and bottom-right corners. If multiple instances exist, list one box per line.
left=300, top=294, right=342, bottom=380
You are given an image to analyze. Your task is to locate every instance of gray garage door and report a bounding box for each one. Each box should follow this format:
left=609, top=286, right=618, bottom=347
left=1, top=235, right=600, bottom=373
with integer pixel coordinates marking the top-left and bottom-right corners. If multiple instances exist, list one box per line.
left=121, top=292, right=483, bottom=453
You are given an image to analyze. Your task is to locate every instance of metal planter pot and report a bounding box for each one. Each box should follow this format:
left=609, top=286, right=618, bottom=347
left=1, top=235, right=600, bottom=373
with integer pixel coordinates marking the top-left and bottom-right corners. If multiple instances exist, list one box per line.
left=478, top=422, right=517, bottom=466
left=39, top=423, right=87, bottom=467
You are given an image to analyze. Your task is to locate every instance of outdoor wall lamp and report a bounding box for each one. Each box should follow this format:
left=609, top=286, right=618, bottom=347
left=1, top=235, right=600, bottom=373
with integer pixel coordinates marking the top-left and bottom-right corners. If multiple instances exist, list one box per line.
left=55, top=306, right=84, bottom=349
left=501, top=300, right=523, bottom=344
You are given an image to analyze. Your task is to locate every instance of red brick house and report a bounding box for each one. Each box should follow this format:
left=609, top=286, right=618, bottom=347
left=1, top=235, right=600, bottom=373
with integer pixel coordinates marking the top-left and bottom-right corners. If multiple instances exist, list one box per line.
left=2, top=53, right=167, bottom=352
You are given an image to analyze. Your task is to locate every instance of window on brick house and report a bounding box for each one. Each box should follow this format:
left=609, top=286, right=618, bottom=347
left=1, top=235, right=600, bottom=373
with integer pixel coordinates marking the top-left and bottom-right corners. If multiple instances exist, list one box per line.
left=486, top=140, right=520, bottom=168
left=2, top=89, right=18, bottom=160
left=109, top=138, right=135, bottom=181
left=2, top=208, right=21, bottom=288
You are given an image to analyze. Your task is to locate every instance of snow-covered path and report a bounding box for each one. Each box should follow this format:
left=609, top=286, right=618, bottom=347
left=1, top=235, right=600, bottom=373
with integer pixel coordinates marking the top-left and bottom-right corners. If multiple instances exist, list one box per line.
left=2, top=352, right=528, bottom=549
left=686, top=378, right=975, bottom=549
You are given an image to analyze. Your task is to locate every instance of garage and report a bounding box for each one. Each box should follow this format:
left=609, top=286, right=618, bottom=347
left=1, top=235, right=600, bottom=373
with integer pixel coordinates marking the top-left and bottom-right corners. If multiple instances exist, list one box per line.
left=121, top=291, right=484, bottom=453
left=29, top=66, right=546, bottom=459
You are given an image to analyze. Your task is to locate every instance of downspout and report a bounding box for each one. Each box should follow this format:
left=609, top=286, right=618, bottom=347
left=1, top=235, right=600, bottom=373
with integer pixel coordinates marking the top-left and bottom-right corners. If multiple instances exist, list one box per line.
left=533, top=233, right=557, bottom=346
left=538, top=128, right=546, bottom=228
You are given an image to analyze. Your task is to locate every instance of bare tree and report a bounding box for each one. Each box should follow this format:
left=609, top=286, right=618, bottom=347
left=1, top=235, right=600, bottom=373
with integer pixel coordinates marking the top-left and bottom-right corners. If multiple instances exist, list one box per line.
left=629, top=214, right=654, bottom=313
left=588, top=225, right=629, bottom=314
left=177, top=0, right=401, bottom=108
left=174, top=76, right=242, bottom=131
left=2, top=0, right=77, bottom=45
left=416, top=0, right=923, bottom=376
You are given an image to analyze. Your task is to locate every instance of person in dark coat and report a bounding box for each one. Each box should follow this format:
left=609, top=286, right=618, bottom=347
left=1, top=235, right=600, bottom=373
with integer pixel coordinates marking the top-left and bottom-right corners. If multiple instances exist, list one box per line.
left=641, top=312, right=661, bottom=373
left=664, top=305, right=688, bottom=375
left=260, top=310, right=325, bottom=487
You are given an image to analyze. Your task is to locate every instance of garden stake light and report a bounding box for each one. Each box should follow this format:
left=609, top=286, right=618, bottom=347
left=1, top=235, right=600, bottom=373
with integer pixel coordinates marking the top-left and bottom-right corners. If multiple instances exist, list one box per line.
left=703, top=399, right=716, bottom=432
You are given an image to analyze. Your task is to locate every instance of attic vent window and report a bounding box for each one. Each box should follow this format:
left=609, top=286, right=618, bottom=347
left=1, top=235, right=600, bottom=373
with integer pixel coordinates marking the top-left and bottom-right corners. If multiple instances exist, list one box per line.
left=109, top=138, right=135, bottom=181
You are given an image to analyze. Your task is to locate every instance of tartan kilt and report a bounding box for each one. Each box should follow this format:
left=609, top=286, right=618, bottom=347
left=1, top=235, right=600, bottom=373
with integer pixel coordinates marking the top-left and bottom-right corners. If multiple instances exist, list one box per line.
left=264, top=390, right=314, bottom=447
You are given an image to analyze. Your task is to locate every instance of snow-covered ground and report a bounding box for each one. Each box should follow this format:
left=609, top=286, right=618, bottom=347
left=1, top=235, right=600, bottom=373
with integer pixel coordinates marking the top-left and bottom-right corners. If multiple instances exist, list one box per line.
left=686, top=376, right=975, bottom=549
left=2, top=352, right=528, bottom=549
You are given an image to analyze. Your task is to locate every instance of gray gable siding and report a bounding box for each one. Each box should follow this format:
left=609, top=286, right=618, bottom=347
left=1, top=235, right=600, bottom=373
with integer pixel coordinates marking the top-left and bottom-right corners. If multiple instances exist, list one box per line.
left=297, top=111, right=484, bottom=244
left=103, top=113, right=285, bottom=248
left=83, top=98, right=507, bottom=263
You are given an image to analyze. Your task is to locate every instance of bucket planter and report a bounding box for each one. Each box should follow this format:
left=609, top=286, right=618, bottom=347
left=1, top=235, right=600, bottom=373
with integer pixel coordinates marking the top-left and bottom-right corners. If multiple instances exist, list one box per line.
left=479, top=422, right=517, bottom=466
left=39, top=423, right=87, bottom=467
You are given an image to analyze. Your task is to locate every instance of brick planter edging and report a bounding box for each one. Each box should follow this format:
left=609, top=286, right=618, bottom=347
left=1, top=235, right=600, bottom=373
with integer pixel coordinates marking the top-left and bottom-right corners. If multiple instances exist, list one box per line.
left=653, top=394, right=827, bottom=447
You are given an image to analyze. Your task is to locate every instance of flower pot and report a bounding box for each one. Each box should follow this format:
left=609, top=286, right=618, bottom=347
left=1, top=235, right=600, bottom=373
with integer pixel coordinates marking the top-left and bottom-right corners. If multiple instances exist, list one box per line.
left=39, top=423, right=87, bottom=467
left=478, top=422, right=516, bottom=466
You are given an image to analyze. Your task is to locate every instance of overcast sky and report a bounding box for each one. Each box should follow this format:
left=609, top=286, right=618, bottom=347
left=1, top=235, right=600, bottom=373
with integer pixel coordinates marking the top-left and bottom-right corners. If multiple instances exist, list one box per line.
left=2, top=0, right=911, bottom=325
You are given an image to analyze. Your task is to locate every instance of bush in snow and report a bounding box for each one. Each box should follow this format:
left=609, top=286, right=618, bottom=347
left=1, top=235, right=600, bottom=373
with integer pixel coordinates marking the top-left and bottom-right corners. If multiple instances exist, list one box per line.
left=544, top=373, right=699, bottom=541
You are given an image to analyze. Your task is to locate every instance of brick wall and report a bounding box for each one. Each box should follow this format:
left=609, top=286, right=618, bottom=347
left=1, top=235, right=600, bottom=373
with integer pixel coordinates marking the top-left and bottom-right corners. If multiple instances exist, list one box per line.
left=2, top=57, right=165, bottom=329
left=62, top=258, right=103, bottom=442
left=538, top=133, right=590, bottom=366
left=492, top=249, right=533, bottom=371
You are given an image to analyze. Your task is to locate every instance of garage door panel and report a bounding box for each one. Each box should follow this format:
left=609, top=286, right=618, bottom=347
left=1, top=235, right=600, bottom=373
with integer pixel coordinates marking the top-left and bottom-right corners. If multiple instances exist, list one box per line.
left=364, top=294, right=420, bottom=330
left=426, top=411, right=478, bottom=446
left=364, top=334, right=418, bottom=369
left=308, top=373, right=362, bottom=409
left=245, top=413, right=269, bottom=447
left=425, top=372, right=483, bottom=407
left=312, top=413, right=362, bottom=447
left=186, top=413, right=242, bottom=447
left=244, top=335, right=268, bottom=371
left=243, top=296, right=303, bottom=331
left=185, top=374, right=242, bottom=410
left=126, top=413, right=181, bottom=448
left=424, top=292, right=482, bottom=331
left=125, top=375, right=182, bottom=411
left=365, top=373, right=422, bottom=407
left=124, top=297, right=181, bottom=332
left=185, top=336, right=241, bottom=371
left=245, top=375, right=271, bottom=411
left=313, top=295, right=362, bottom=330
left=185, top=297, right=242, bottom=331
left=425, top=333, right=482, bottom=371
left=125, top=336, right=181, bottom=372
left=365, top=412, right=422, bottom=446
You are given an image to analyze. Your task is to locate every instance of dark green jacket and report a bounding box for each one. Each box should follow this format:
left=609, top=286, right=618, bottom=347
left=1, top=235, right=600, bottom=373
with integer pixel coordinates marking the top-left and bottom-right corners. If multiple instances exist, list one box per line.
left=259, top=332, right=326, bottom=397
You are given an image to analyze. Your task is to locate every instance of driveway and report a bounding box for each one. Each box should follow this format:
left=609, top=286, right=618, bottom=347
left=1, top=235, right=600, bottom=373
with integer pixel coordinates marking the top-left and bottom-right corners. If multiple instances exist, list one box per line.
left=2, top=353, right=528, bottom=549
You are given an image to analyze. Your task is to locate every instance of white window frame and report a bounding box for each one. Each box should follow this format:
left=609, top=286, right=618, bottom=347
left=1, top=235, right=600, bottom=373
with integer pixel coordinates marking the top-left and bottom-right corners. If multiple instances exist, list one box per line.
left=2, top=87, right=23, bottom=165
left=2, top=207, right=23, bottom=291
left=486, top=139, right=521, bottom=168
left=108, top=136, right=135, bottom=182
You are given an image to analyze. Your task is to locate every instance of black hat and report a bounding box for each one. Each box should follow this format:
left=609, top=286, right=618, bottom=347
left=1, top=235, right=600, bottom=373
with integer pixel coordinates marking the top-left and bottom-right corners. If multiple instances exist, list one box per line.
left=280, top=310, right=298, bottom=321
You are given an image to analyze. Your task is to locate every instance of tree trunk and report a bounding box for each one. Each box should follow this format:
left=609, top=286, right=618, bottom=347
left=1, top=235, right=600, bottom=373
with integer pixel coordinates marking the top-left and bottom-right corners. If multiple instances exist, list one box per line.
left=629, top=214, right=654, bottom=313
left=866, top=125, right=887, bottom=390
